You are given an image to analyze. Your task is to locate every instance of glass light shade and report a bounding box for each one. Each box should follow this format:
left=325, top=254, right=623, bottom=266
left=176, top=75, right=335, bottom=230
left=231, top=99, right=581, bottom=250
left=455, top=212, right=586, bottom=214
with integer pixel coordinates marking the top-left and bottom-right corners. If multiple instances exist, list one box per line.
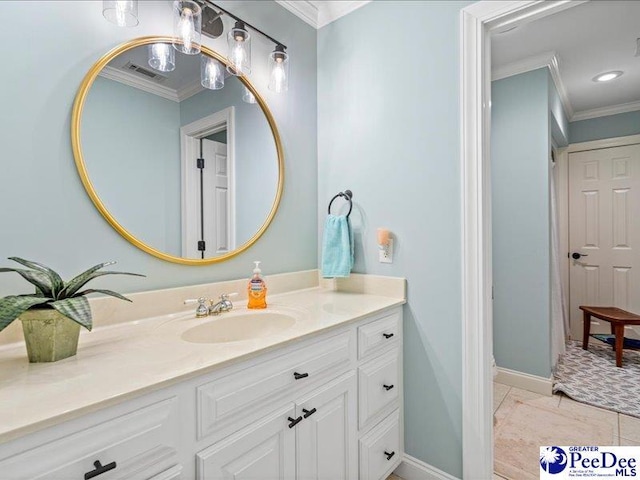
left=148, top=43, right=175, bottom=73
left=102, top=0, right=138, bottom=27
left=268, top=46, right=289, bottom=93
left=172, top=0, right=202, bottom=55
left=227, top=22, right=251, bottom=76
left=201, top=56, right=225, bottom=90
left=242, top=86, right=257, bottom=104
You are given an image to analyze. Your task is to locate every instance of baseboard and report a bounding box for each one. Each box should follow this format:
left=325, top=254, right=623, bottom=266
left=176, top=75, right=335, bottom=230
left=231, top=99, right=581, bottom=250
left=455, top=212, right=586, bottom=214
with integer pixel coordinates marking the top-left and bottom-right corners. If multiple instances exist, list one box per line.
left=495, top=366, right=553, bottom=396
left=394, top=454, right=460, bottom=480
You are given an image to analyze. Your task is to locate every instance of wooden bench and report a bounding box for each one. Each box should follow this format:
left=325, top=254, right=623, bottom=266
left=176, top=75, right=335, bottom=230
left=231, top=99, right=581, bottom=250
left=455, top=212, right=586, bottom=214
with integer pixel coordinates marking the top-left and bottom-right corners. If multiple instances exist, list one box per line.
left=581, top=306, right=640, bottom=367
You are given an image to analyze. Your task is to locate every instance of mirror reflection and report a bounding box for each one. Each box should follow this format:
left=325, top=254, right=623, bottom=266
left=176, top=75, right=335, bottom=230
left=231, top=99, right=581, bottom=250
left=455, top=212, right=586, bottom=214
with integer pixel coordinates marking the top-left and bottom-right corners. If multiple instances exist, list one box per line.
left=80, top=41, right=279, bottom=260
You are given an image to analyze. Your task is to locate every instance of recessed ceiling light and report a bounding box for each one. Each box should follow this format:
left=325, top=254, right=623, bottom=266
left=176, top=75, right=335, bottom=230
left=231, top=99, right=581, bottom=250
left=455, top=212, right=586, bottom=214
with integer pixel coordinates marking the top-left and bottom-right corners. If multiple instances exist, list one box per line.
left=593, top=71, right=623, bottom=82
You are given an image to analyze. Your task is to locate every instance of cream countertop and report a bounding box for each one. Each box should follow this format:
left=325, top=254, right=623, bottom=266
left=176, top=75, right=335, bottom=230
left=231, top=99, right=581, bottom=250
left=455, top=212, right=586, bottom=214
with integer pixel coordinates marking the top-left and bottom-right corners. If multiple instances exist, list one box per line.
left=0, top=283, right=405, bottom=445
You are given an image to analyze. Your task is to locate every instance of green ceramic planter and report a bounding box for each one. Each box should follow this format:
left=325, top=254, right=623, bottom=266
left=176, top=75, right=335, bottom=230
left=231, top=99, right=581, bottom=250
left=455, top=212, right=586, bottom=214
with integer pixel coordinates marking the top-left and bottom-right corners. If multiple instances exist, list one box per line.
left=20, top=309, right=80, bottom=363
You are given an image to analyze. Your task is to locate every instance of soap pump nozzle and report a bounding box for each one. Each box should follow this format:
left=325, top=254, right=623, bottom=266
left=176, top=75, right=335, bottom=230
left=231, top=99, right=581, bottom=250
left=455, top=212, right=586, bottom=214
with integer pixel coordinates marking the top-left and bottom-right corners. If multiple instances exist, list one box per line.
left=253, top=261, right=262, bottom=275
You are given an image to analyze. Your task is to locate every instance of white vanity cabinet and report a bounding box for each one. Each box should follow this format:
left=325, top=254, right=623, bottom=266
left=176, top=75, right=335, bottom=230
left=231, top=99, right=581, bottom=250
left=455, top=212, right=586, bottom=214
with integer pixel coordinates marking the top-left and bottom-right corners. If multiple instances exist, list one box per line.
left=0, top=306, right=403, bottom=480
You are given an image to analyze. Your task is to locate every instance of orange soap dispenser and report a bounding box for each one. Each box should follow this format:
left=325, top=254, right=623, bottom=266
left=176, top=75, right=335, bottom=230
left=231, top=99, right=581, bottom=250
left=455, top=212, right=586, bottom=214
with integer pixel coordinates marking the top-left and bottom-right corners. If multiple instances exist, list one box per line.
left=247, top=261, right=267, bottom=309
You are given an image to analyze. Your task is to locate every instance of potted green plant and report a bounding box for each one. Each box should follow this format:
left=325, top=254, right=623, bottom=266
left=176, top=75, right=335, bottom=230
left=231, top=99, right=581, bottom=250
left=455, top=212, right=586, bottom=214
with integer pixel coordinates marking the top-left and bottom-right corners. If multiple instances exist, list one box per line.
left=0, top=257, right=144, bottom=363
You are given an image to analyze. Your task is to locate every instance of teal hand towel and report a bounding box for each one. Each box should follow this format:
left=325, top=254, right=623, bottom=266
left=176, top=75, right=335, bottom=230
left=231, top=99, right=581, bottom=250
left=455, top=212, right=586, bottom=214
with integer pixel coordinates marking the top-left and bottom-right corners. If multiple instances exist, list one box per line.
left=322, top=214, right=354, bottom=278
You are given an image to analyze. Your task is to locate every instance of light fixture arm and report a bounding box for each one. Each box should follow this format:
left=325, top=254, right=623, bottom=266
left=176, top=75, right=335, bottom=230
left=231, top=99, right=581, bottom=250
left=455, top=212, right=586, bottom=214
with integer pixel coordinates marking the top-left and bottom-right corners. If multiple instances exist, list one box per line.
left=196, top=0, right=287, bottom=50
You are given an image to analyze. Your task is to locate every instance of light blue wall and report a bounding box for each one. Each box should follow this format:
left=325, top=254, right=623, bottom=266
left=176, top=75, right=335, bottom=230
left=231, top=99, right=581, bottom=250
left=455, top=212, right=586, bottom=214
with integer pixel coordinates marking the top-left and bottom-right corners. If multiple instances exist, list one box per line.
left=180, top=78, right=278, bottom=246
left=0, top=0, right=317, bottom=294
left=83, top=76, right=181, bottom=256
left=491, top=68, right=551, bottom=378
left=318, top=1, right=472, bottom=476
left=569, top=110, right=640, bottom=144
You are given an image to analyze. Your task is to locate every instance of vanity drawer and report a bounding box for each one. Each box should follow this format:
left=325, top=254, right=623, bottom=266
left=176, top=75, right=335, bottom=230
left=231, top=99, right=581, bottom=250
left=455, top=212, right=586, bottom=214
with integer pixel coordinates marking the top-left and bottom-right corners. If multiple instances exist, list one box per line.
left=359, top=409, right=401, bottom=480
left=197, top=330, right=354, bottom=439
left=0, top=397, right=179, bottom=480
left=358, top=349, right=400, bottom=428
left=358, top=311, right=400, bottom=359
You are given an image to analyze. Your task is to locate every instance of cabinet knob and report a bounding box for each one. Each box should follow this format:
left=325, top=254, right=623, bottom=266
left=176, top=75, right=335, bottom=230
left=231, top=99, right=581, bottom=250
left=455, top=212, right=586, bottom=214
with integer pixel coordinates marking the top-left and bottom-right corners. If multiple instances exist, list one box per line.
left=85, top=460, right=117, bottom=480
left=302, top=408, right=317, bottom=418
left=384, top=451, right=395, bottom=461
left=383, top=384, right=394, bottom=391
left=293, top=371, right=309, bottom=380
left=383, top=333, right=394, bottom=339
left=288, top=416, right=303, bottom=428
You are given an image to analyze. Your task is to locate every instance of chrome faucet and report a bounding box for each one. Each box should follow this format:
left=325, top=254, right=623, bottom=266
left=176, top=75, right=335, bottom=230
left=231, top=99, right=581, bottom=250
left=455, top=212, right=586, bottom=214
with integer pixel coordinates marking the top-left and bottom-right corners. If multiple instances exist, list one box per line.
left=209, top=293, right=234, bottom=315
left=184, top=293, right=236, bottom=317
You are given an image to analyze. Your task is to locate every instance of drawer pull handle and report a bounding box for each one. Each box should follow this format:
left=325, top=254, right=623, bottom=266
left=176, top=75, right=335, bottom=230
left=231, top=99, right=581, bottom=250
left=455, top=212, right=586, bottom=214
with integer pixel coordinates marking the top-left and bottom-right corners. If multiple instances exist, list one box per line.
left=384, top=451, right=396, bottom=461
left=383, top=384, right=394, bottom=391
left=302, top=408, right=317, bottom=418
left=85, top=460, right=117, bottom=480
left=294, top=372, right=309, bottom=380
left=288, top=416, right=303, bottom=428
left=383, top=333, right=394, bottom=339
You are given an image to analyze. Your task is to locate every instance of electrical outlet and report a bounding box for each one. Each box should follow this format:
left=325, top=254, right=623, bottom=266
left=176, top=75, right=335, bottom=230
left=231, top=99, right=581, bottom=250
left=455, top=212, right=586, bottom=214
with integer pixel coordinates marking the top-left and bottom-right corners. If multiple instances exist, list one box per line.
left=379, top=239, right=393, bottom=264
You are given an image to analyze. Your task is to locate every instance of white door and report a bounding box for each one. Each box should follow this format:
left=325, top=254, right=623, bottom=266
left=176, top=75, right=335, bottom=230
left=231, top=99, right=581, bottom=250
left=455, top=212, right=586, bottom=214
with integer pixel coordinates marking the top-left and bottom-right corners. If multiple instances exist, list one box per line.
left=568, top=144, right=640, bottom=338
left=196, top=404, right=296, bottom=480
left=295, top=372, right=357, bottom=480
left=201, top=139, right=231, bottom=257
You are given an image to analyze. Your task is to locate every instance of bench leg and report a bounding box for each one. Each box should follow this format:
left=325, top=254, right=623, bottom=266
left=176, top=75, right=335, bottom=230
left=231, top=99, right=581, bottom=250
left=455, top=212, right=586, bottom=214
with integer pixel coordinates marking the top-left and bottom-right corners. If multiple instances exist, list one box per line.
left=611, top=323, right=616, bottom=350
left=614, top=324, right=624, bottom=367
left=582, top=311, right=591, bottom=350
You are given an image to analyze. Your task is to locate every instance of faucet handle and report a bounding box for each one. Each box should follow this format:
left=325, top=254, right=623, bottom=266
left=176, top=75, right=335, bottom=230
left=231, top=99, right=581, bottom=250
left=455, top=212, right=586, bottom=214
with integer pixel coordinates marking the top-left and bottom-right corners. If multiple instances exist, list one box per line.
left=220, top=292, right=238, bottom=300
left=184, top=297, right=210, bottom=318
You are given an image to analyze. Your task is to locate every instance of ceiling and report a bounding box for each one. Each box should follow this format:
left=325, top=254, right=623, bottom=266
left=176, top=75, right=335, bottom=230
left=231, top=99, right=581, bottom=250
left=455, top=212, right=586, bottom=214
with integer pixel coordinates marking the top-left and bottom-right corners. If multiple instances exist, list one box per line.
left=491, top=0, right=640, bottom=121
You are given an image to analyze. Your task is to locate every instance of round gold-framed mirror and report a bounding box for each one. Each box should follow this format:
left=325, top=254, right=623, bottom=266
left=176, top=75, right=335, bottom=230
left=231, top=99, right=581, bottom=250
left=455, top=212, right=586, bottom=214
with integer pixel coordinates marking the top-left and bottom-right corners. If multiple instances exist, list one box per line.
left=71, top=36, right=284, bottom=265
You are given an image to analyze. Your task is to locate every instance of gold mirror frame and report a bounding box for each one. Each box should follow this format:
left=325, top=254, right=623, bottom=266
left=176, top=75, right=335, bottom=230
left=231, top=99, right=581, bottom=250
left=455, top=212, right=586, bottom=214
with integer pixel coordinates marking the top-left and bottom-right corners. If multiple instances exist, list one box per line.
left=71, top=36, right=284, bottom=265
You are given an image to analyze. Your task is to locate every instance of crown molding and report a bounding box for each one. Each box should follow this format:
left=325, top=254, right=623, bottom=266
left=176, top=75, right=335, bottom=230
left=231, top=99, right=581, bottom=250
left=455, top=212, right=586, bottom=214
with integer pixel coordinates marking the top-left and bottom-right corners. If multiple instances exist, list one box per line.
left=571, top=100, right=640, bottom=122
left=99, top=66, right=179, bottom=102
left=492, top=51, right=574, bottom=120
left=176, top=80, right=204, bottom=102
left=275, top=1, right=318, bottom=28
left=275, top=1, right=370, bottom=29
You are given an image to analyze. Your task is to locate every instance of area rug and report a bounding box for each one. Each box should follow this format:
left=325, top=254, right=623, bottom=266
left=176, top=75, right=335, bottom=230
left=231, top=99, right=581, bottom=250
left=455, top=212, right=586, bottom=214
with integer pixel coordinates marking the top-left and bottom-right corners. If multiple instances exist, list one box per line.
left=494, top=400, right=615, bottom=479
left=554, top=340, right=640, bottom=418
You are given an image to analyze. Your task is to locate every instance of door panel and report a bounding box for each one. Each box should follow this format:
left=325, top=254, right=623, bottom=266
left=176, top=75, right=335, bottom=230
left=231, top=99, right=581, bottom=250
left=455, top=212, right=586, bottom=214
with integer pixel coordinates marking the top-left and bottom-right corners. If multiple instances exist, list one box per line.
left=295, top=372, right=357, bottom=480
left=568, top=144, right=640, bottom=338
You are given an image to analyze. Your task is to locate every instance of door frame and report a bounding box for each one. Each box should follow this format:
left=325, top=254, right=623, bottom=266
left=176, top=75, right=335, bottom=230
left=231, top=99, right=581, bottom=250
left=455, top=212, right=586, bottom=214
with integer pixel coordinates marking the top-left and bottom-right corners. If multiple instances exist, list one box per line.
left=460, top=1, right=587, bottom=477
left=558, top=134, right=640, bottom=338
left=180, top=107, right=236, bottom=258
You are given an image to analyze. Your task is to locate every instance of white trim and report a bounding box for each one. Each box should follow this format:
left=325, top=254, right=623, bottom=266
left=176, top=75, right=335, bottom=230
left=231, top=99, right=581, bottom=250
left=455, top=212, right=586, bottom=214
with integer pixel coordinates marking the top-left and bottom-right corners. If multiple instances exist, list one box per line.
left=460, top=1, right=584, bottom=478
left=491, top=50, right=556, bottom=81
left=275, top=1, right=370, bottom=29
left=394, top=454, right=460, bottom=480
left=495, top=367, right=553, bottom=396
left=275, top=1, right=318, bottom=28
left=567, top=133, right=640, bottom=153
left=99, top=66, right=179, bottom=102
left=491, top=52, right=574, bottom=120
left=176, top=80, right=204, bottom=102
left=572, top=100, right=640, bottom=122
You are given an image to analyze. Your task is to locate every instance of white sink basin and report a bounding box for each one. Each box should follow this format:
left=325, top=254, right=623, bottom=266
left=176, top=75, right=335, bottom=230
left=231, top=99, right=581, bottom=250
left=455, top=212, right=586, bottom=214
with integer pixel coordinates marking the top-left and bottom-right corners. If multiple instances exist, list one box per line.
left=181, top=311, right=297, bottom=344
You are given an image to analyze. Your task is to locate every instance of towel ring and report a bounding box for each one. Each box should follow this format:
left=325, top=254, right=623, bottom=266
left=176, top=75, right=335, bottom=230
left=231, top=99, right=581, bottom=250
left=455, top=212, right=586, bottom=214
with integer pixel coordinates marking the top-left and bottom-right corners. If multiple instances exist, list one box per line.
left=328, top=190, right=353, bottom=218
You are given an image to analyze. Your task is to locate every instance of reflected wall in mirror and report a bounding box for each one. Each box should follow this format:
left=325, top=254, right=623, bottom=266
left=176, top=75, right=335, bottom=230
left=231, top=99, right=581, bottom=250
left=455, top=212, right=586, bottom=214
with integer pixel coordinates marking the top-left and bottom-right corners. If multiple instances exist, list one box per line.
left=72, top=36, right=283, bottom=265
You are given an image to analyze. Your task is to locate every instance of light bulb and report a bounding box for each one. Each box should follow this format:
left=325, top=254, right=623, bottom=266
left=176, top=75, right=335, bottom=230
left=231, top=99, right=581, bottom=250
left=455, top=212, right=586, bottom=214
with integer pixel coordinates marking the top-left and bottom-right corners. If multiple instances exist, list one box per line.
left=148, top=43, right=175, bottom=73
left=227, top=22, right=251, bottom=75
left=179, top=8, right=195, bottom=52
left=268, top=45, right=289, bottom=93
left=102, top=0, right=138, bottom=27
left=231, top=44, right=245, bottom=71
left=201, top=56, right=224, bottom=90
left=172, top=1, right=201, bottom=55
left=242, top=86, right=256, bottom=104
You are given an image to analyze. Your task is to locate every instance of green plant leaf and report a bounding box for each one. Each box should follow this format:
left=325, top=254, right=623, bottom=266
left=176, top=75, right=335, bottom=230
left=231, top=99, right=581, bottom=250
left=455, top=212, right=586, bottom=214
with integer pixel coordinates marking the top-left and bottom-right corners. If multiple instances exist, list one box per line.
left=8, top=257, right=64, bottom=299
left=58, top=261, right=115, bottom=298
left=61, top=269, right=144, bottom=298
left=51, top=296, right=92, bottom=331
left=0, top=296, right=51, bottom=331
left=74, top=289, right=132, bottom=302
left=0, top=267, right=54, bottom=298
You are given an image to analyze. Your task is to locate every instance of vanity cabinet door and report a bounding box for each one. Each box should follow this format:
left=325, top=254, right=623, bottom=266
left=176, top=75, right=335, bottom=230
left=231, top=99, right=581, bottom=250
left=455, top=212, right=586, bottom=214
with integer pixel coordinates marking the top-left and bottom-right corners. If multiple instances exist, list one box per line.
left=295, top=372, right=357, bottom=480
left=196, top=404, right=296, bottom=480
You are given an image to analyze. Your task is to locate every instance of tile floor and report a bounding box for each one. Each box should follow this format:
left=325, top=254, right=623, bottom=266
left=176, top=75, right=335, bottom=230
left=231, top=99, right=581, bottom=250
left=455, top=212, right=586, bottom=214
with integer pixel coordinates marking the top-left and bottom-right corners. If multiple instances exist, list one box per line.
left=493, top=382, right=640, bottom=479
